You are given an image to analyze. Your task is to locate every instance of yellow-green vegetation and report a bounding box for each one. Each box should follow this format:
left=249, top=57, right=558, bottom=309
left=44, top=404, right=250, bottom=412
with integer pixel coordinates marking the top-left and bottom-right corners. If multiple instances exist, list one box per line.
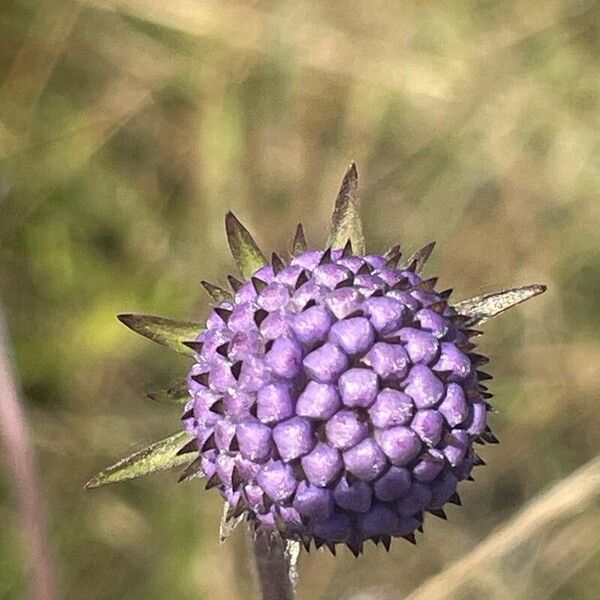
left=0, top=1, right=598, bottom=599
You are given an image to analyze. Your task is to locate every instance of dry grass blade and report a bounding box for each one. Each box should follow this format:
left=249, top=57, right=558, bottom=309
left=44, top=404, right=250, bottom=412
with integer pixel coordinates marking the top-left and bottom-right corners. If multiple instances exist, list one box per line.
left=0, top=14, right=177, bottom=235
left=0, top=306, right=57, bottom=599
left=407, top=456, right=600, bottom=600
left=0, top=0, right=81, bottom=133
left=83, top=0, right=455, bottom=99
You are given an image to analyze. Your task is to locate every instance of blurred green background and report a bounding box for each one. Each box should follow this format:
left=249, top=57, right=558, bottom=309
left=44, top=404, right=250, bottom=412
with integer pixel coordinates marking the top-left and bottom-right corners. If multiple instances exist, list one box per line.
left=0, top=0, right=599, bottom=598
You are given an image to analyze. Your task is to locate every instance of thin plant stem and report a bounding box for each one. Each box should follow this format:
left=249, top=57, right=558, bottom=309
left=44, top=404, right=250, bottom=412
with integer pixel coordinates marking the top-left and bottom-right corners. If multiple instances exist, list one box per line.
left=0, top=307, right=56, bottom=600
left=250, top=530, right=294, bottom=600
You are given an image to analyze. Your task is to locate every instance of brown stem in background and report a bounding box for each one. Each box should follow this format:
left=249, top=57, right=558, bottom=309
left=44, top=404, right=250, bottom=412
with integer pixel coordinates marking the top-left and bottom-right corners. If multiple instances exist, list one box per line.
left=0, top=307, right=56, bottom=600
left=250, top=530, right=294, bottom=600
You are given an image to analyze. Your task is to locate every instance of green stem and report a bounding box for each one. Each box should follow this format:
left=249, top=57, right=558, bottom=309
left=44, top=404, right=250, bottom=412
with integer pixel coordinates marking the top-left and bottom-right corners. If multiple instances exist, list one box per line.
left=251, top=530, right=294, bottom=600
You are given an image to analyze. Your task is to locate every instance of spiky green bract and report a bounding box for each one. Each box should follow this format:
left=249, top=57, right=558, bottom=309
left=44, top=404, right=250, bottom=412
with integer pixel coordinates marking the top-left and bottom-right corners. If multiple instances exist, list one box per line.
left=146, top=379, right=189, bottom=405
left=201, top=281, right=232, bottom=303
left=292, top=224, right=307, bottom=255
left=117, top=314, right=202, bottom=357
left=455, top=284, right=547, bottom=326
left=85, top=431, right=193, bottom=488
left=402, top=242, right=436, bottom=273
left=327, top=162, right=365, bottom=254
left=225, top=211, right=268, bottom=278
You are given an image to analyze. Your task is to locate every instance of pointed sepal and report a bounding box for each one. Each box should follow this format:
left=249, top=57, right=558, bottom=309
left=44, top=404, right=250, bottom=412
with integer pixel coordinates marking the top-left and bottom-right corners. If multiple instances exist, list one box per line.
left=292, top=223, right=307, bottom=255
left=454, top=284, right=547, bottom=326
left=402, top=241, right=436, bottom=273
left=201, top=280, right=232, bottom=303
left=228, top=275, right=243, bottom=292
left=178, top=456, right=203, bottom=483
left=117, top=314, right=202, bottom=356
left=146, top=379, right=190, bottom=406
left=327, top=162, right=365, bottom=254
left=225, top=211, right=267, bottom=278
left=85, top=431, right=194, bottom=489
left=219, top=501, right=244, bottom=543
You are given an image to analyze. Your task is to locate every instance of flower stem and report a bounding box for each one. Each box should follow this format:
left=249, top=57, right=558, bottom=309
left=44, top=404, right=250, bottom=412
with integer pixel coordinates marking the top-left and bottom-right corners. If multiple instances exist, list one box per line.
left=250, top=530, right=294, bottom=600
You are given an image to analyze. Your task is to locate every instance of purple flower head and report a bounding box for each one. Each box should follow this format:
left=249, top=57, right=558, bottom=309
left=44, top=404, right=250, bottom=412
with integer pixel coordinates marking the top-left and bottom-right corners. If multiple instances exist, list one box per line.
left=97, top=164, right=546, bottom=559
left=182, top=241, right=493, bottom=553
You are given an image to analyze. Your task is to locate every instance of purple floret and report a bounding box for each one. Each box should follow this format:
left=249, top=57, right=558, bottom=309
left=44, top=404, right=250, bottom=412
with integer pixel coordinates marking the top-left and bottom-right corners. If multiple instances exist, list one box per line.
left=183, top=247, right=492, bottom=553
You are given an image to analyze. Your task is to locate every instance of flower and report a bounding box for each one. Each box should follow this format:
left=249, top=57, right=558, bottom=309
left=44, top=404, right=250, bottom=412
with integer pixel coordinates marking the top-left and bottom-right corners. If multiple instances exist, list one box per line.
left=86, top=164, right=546, bottom=557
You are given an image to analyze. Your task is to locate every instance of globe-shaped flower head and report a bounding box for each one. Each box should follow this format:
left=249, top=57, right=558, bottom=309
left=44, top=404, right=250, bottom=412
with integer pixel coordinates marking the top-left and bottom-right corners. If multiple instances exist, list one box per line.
left=88, top=164, right=546, bottom=557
